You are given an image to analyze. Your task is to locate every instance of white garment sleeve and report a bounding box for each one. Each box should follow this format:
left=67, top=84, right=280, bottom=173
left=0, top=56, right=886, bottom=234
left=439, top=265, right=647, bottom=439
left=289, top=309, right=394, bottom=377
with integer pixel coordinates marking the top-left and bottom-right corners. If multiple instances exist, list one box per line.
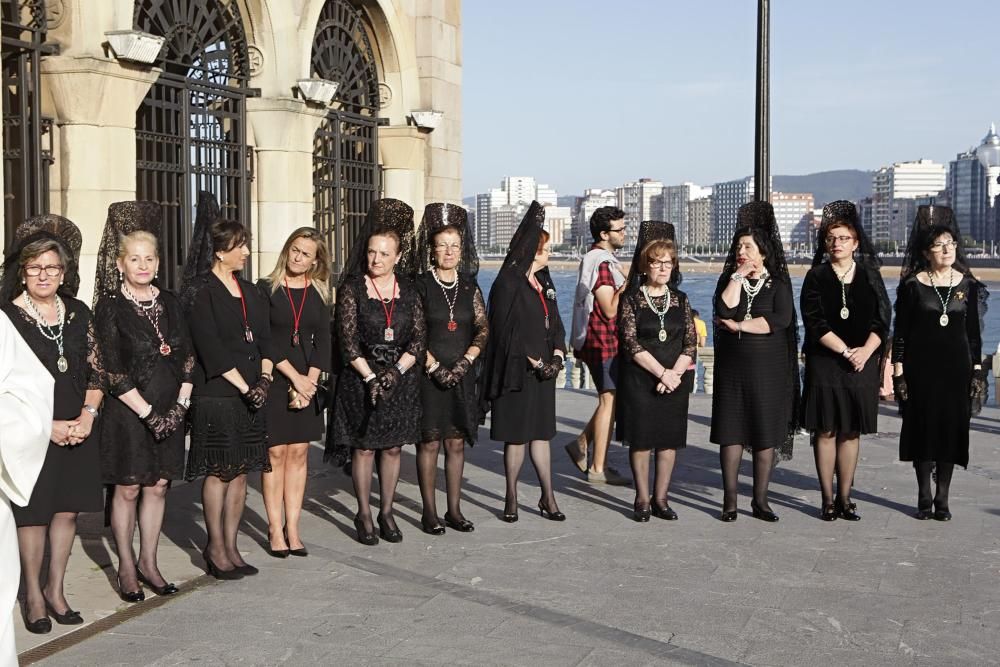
left=0, top=310, right=53, bottom=507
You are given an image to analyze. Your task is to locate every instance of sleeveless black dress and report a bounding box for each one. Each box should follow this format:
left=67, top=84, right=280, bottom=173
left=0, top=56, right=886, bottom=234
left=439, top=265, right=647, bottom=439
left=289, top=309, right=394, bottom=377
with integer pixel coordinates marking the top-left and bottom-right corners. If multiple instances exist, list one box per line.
left=3, top=299, right=102, bottom=525
left=616, top=289, right=697, bottom=450
left=332, top=275, right=426, bottom=450
left=95, top=292, right=194, bottom=484
left=415, top=272, right=488, bottom=445
left=893, top=275, right=983, bottom=467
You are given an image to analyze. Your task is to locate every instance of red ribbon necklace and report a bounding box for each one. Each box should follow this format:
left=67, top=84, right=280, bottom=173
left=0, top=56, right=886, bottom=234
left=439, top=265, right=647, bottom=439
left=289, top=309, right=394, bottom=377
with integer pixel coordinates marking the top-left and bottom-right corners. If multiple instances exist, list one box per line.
left=529, top=275, right=550, bottom=329
left=369, top=274, right=397, bottom=341
left=232, top=274, right=254, bottom=343
left=284, top=277, right=309, bottom=347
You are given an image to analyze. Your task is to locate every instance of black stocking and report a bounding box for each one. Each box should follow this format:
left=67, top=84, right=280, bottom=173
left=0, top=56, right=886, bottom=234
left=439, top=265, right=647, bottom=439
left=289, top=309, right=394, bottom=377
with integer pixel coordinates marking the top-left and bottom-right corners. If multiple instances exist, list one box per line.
left=934, top=462, right=955, bottom=511
left=914, top=461, right=933, bottom=511
left=629, top=449, right=651, bottom=508
left=719, top=445, right=742, bottom=513
left=443, top=439, right=466, bottom=518
left=752, top=448, right=775, bottom=510
left=528, top=440, right=558, bottom=511
left=352, top=449, right=375, bottom=533
left=503, top=443, right=525, bottom=514
left=416, top=441, right=441, bottom=523
left=375, top=447, right=402, bottom=531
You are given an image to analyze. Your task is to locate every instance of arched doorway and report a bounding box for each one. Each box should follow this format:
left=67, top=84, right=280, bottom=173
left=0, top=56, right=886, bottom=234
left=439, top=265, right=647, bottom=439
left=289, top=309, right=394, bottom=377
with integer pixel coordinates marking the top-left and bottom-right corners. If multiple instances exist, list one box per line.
left=1, top=0, right=53, bottom=244
left=134, top=0, right=253, bottom=288
left=311, top=0, right=381, bottom=279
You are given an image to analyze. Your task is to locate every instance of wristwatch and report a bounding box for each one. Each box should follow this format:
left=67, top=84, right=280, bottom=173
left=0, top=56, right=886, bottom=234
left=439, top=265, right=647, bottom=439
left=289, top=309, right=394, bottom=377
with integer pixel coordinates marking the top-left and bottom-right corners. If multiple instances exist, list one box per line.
left=730, top=272, right=745, bottom=283
left=83, top=404, right=99, bottom=418
left=177, top=396, right=191, bottom=409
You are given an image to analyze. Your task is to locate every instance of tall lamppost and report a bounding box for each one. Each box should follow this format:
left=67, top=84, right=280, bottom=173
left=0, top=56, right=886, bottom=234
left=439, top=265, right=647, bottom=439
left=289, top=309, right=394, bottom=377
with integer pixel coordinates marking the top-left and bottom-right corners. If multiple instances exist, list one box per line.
left=976, top=123, right=1000, bottom=254
left=754, top=0, right=770, bottom=203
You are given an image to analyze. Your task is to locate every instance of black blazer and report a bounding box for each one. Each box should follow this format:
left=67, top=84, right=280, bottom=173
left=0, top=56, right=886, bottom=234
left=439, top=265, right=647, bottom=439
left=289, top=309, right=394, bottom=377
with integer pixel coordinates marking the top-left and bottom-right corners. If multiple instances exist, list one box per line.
left=187, top=273, right=271, bottom=397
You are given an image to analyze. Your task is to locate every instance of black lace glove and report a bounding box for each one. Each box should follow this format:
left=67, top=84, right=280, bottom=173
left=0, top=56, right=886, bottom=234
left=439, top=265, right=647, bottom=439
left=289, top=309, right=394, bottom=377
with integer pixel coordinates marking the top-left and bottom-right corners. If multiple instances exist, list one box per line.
left=892, top=374, right=908, bottom=403
left=365, top=376, right=383, bottom=409
left=431, top=364, right=459, bottom=389
left=535, top=356, right=564, bottom=381
left=970, top=367, right=989, bottom=416
left=450, top=357, right=473, bottom=382
left=242, top=376, right=271, bottom=411
left=142, top=406, right=183, bottom=442
left=376, top=366, right=403, bottom=403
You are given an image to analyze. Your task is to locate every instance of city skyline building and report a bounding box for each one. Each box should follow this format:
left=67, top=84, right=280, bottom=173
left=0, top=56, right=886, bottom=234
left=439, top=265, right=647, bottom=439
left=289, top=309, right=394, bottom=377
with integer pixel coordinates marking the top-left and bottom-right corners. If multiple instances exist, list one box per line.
left=656, top=182, right=713, bottom=247
left=948, top=149, right=990, bottom=243
left=771, top=192, right=815, bottom=246
left=501, top=176, right=537, bottom=205
left=871, top=159, right=947, bottom=245
left=710, top=176, right=755, bottom=245
left=616, top=178, right=663, bottom=252
left=688, top=196, right=712, bottom=249
left=536, top=183, right=558, bottom=206
left=543, top=205, right=572, bottom=246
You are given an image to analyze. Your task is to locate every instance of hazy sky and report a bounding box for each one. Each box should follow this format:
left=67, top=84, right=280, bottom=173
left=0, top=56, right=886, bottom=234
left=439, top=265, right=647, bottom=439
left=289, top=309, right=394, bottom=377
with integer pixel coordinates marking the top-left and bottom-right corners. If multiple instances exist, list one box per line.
left=462, top=0, right=1000, bottom=197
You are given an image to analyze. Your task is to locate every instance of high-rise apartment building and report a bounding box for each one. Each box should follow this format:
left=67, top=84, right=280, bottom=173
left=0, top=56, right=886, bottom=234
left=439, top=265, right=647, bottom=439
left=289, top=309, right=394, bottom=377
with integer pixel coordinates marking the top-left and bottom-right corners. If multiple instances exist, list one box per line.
left=688, top=196, right=712, bottom=249
left=948, top=150, right=990, bottom=242
left=501, top=176, right=537, bottom=205
left=616, top=178, right=663, bottom=252
left=543, top=205, right=572, bottom=246
left=536, top=183, right=558, bottom=207
left=492, top=202, right=528, bottom=251
left=710, top=176, right=755, bottom=244
left=871, top=159, right=946, bottom=245
left=475, top=188, right=505, bottom=248
left=660, top=182, right=712, bottom=247
left=771, top=192, right=815, bottom=246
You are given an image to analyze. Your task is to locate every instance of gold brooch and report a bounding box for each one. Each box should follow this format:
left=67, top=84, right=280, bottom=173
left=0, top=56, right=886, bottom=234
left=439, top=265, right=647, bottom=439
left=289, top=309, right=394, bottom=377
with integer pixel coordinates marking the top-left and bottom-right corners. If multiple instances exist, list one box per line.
left=955, top=291, right=965, bottom=301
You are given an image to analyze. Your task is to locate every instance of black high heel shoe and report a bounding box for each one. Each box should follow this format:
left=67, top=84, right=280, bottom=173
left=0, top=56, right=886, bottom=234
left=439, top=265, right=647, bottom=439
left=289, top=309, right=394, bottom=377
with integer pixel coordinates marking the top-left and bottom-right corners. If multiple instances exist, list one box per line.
left=284, top=527, right=308, bottom=557
left=136, top=570, right=179, bottom=596
left=632, top=503, right=651, bottom=523
left=836, top=499, right=861, bottom=522
left=501, top=498, right=519, bottom=523
left=202, top=551, right=243, bottom=580
left=537, top=500, right=566, bottom=521
left=933, top=505, right=952, bottom=521
left=914, top=505, right=933, bottom=520
left=750, top=501, right=779, bottom=522
left=421, top=516, right=446, bottom=535
left=116, top=573, right=146, bottom=602
left=354, top=514, right=379, bottom=546
left=719, top=510, right=738, bottom=522
left=444, top=512, right=475, bottom=532
left=651, top=502, right=678, bottom=521
left=377, top=513, right=403, bottom=543
left=45, top=599, right=83, bottom=625
left=820, top=503, right=839, bottom=522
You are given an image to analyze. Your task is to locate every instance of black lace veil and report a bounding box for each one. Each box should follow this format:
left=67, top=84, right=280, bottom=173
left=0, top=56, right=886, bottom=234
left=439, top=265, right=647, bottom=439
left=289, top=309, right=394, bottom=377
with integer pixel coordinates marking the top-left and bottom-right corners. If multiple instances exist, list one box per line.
left=179, top=191, right=222, bottom=311
left=416, top=202, right=480, bottom=279
left=623, top=220, right=680, bottom=295
left=0, top=215, right=83, bottom=303
left=93, top=201, right=163, bottom=309
left=713, top=201, right=799, bottom=462
left=338, top=198, right=417, bottom=288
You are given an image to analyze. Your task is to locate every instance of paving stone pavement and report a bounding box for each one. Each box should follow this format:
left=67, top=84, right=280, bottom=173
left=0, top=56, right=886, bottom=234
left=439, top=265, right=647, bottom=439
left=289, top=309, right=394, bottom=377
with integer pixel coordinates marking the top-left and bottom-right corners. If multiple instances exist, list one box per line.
left=15, top=390, right=1000, bottom=666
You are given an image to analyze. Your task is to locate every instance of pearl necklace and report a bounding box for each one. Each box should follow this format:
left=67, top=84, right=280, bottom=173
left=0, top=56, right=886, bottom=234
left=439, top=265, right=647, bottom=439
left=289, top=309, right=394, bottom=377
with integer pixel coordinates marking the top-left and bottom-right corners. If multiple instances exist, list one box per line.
left=23, top=293, right=68, bottom=373
left=641, top=285, right=671, bottom=342
left=740, top=270, right=769, bottom=321
left=431, top=268, right=460, bottom=332
left=832, top=261, right=855, bottom=320
left=927, top=268, right=956, bottom=327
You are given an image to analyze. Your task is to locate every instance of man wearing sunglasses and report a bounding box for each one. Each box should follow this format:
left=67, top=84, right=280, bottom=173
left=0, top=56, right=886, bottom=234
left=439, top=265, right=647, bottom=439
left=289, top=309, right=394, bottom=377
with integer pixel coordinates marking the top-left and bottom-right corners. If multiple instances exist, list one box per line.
left=568, top=206, right=630, bottom=485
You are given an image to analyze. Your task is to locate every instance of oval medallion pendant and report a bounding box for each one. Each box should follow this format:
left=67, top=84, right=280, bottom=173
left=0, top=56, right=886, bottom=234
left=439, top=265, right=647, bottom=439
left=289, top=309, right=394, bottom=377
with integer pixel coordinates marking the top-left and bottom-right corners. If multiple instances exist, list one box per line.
left=159, top=343, right=171, bottom=356
left=658, top=329, right=667, bottom=342
left=57, top=355, right=68, bottom=373
left=840, top=307, right=850, bottom=320
left=743, top=313, right=753, bottom=322
left=939, top=314, right=949, bottom=327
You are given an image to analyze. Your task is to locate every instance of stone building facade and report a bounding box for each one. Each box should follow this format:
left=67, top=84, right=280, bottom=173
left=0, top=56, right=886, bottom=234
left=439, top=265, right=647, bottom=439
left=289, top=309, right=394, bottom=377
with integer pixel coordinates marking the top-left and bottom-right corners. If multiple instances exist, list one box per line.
left=1, top=0, right=462, bottom=299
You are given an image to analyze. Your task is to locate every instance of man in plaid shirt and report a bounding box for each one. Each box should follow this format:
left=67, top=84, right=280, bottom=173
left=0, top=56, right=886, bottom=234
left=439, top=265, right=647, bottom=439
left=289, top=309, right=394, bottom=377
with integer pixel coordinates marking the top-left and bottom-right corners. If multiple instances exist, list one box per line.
left=567, top=207, right=630, bottom=485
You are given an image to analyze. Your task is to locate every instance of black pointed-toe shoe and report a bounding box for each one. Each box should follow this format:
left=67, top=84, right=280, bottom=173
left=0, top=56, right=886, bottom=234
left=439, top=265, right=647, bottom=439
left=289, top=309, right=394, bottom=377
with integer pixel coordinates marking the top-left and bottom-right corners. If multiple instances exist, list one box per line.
left=377, top=513, right=403, bottom=543
left=354, top=514, right=379, bottom=546
left=444, top=512, right=475, bottom=533
left=750, top=501, right=779, bottom=522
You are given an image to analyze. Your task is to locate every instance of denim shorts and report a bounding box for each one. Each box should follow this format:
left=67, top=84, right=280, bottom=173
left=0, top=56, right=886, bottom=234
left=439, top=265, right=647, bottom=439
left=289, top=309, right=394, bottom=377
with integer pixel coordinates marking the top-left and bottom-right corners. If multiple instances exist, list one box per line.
left=584, top=356, right=618, bottom=393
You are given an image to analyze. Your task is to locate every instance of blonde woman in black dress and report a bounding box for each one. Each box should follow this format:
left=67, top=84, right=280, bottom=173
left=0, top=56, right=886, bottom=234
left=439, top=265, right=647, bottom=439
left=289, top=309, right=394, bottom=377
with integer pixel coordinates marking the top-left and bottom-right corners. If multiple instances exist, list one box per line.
left=258, top=228, right=331, bottom=557
left=93, top=202, right=193, bottom=601
left=616, top=222, right=696, bottom=522
left=0, top=216, right=103, bottom=632
left=415, top=204, right=488, bottom=534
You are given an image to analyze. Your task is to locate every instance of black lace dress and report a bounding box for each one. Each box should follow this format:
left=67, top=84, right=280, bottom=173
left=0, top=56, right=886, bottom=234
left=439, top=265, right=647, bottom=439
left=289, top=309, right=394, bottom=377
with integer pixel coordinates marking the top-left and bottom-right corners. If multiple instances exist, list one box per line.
left=332, top=275, right=426, bottom=450
left=893, top=275, right=983, bottom=467
left=257, top=280, right=332, bottom=446
left=185, top=274, right=272, bottom=481
left=416, top=272, right=488, bottom=445
left=800, top=264, right=887, bottom=435
left=616, top=289, right=697, bottom=450
left=3, top=299, right=103, bottom=525
left=95, top=292, right=194, bottom=485
left=710, top=276, right=796, bottom=454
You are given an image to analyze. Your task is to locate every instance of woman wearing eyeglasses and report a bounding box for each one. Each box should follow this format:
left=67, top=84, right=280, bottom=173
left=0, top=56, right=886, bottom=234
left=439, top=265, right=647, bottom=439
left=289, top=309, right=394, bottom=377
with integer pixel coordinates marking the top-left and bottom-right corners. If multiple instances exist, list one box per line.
left=892, top=205, right=988, bottom=521
left=0, top=216, right=103, bottom=633
left=800, top=202, right=890, bottom=521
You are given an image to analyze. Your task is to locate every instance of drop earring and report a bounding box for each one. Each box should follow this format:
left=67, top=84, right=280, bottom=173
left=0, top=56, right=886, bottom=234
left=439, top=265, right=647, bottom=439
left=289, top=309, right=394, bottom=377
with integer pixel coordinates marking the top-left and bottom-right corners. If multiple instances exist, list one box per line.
left=118, top=269, right=123, bottom=282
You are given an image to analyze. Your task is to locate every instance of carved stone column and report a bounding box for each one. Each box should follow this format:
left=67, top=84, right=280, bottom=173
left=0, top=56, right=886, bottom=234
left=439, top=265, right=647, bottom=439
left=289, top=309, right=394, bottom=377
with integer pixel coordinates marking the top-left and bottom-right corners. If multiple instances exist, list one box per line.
left=379, top=125, right=426, bottom=215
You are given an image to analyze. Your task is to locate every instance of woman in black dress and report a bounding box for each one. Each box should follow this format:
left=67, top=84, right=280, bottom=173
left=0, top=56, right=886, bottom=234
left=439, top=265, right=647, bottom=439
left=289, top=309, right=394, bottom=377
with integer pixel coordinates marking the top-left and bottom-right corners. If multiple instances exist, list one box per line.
left=331, top=199, right=425, bottom=545
left=415, top=204, right=488, bottom=534
left=0, top=216, right=103, bottom=633
left=710, top=202, right=799, bottom=522
left=481, top=201, right=566, bottom=523
left=892, top=205, right=988, bottom=520
left=257, top=228, right=331, bottom=557
left=800, top=201, right=891, bottom=521
left=616, top=222, right=696, bottom=522
left=181, top=192, right=272, bottom=578
left=93, top=202, right=193, bottom=601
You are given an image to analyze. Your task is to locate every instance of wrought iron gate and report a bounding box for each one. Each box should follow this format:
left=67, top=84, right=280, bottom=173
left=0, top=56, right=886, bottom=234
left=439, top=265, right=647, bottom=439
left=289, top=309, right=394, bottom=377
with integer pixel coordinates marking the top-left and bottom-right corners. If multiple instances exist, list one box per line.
left=312, top=0, right=381, bottom=279
left=134, top=0, right=252, bottom=289
left=2, top=0, right=52, bottom=245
